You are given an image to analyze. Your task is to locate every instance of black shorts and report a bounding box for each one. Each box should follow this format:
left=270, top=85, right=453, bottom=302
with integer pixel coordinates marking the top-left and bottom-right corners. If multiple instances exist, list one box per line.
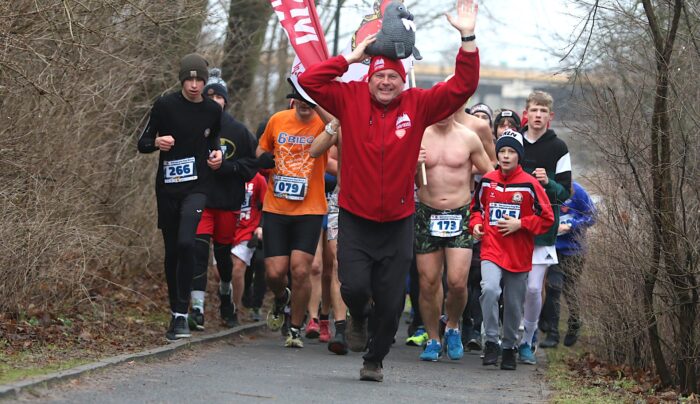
left=262, top=212, right=323, bottom=258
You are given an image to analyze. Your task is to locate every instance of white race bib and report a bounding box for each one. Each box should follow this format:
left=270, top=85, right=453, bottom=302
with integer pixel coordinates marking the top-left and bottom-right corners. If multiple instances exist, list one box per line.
left=488, top=203, right=521, bottom=225
left=429, top=214, right=463, bottom=237
left=163, top=157, right=197, bottom=184
left=273, top=175, right=308, bottom=201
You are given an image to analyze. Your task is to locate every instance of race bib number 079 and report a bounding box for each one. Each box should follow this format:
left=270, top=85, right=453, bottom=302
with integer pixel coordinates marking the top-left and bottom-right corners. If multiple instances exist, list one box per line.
left=273, top=175, right=308, bottom=201
left=163, top=157, right=197, bottom=184
left=429, top=214, right=463, bottom=238
left=488, top=203, right=520, bottom=225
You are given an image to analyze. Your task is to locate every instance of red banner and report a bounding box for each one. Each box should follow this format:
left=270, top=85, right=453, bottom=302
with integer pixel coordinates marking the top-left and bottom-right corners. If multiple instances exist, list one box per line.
left=270, top=0, right=330, bottom=69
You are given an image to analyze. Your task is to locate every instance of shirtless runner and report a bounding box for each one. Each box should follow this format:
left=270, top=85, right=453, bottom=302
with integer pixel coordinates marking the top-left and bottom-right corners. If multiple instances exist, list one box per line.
left=415, top=112, right=493, bottom=361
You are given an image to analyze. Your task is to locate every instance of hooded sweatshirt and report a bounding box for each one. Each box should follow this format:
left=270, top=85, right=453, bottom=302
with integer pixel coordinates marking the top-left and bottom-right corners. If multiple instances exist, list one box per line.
left=556, top=181, right=596, bottom=256
left=521, top=127, right=572, bottom=246
left=206, top=112, right=258, bottom=210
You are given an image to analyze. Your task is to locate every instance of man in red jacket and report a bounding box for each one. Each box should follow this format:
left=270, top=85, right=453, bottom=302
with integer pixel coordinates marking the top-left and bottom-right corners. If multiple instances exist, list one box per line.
left=469, top=129, right=554, bottom=370
left=298, top=0, right=480, bottom=382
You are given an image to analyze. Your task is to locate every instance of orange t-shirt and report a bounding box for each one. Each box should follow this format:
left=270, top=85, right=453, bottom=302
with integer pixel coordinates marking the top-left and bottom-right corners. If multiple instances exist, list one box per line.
left=259, top=109, right=327, bottom=216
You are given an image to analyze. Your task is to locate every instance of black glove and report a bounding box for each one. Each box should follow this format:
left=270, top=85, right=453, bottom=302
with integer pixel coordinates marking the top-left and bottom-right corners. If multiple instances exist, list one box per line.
left=257, top=152, right=275, bottom=169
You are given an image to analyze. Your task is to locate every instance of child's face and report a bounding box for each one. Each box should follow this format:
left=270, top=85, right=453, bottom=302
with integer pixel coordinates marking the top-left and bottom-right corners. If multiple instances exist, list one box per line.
left=498, top=146, right=519, bottom=171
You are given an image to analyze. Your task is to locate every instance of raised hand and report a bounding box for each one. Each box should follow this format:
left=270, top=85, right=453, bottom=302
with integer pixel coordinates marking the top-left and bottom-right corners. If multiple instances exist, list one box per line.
left=446, top=0, right=478, bottom=36
left=344, top=33, right=377, bottom=64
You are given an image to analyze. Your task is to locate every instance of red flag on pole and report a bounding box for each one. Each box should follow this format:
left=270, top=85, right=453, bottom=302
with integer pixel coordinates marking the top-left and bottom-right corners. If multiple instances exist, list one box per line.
left=270, top=0, right=330, bottom=69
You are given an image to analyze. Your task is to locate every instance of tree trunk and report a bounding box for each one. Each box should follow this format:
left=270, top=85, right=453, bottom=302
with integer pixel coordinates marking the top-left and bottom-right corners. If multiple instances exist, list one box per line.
left=222, top=0, right=272, bottom=120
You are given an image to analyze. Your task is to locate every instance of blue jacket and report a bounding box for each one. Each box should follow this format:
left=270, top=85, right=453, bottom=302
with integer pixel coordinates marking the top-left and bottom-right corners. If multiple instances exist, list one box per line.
left=556, top=182, right=596, bottom=256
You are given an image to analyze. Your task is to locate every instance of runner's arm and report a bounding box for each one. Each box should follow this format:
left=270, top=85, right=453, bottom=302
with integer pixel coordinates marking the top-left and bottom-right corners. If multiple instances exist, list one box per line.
left=310, top=120, right=339, bottom=158
left=520, top=181, right=555, bottom=235
left=468, top=132, right=494, bottom=175
left=137, top=101, right=162, bottom=153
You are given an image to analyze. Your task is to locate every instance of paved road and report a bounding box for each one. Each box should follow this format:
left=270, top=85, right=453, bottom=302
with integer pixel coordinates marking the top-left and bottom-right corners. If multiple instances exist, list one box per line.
left=13, top=321, right=549, bottom=403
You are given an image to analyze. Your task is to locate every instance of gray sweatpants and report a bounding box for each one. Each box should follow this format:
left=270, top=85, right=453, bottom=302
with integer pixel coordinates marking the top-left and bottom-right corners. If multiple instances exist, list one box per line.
left=480, top=260, right=528, bottom=349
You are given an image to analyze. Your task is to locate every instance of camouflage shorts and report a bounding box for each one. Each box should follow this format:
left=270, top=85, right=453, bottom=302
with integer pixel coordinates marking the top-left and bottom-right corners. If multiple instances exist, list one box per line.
left=415, top=202, right=473, bottom=254
left=327, top=187, right=339, bottom=241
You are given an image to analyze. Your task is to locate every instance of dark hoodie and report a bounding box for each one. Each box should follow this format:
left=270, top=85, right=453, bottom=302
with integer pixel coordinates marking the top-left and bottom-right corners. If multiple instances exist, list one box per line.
left=207, top=112, right=258, bottom=210
left=521, top=128, right=572, bottom=246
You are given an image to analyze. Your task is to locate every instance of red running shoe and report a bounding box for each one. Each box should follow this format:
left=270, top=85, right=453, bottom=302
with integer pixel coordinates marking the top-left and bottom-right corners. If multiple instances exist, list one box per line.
left=319, top=319, right=331, bottom=342
left=306, top=318, right=320, bottom=339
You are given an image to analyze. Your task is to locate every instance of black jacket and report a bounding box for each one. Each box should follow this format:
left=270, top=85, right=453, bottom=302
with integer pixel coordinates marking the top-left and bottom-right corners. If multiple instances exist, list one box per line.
left=206, top=112, right=258, bottom=210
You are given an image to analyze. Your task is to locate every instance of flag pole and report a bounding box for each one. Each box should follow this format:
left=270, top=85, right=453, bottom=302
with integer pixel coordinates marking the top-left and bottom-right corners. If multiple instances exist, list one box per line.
left=411, top=61, right=428, bottom=187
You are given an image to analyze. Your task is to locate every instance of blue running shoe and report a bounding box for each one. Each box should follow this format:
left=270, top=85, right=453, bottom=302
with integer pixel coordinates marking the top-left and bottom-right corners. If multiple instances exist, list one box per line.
left=444, top=328, right=464, bottom=360
left=518, top=342, right=537, bottom=365
left=419, top=339, right=442, bottom=362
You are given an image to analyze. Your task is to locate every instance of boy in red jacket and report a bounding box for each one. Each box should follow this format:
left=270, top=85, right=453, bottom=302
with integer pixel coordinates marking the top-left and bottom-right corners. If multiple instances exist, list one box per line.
left=469, top=129, right=554, bottom=370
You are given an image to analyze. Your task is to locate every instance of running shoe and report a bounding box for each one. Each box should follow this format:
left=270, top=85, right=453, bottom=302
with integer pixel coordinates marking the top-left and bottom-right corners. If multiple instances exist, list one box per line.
left=328, top=331, right=349, bottom=355
left=346, top=314, right=368, bottom=352
left=359, top=361, right=383, bottom=382
left=250, top=307, right=262, bottom=322
left=285, top=327, right=304, bottom=348
left=563, top=326, right=580, bottom=347
left=405, top=326, right=428, bottom=347
left=318, top=319, right=331, bottom=342
left=500, top=347, right=517, bottom=370
left=482, top=341, right=499, bottom=366
left=266, top=287, right=290, bottom=331
left=466, top=329, right=482, bottom=352
left=419, top=339, right=442, bottom=362
left=539, top=333, right=559, bottom=348
left=305, top=318, right=321, bottom=339
left=219, top=294, right=238, bottom=328
left=166, top=315, right=191, bottom=342
left=188, top=307, right=204, bottom=331
left=532, top=331, right=538, bottom=353
left=444, top=328, right=464, bottom=360
left=518, top=342, right=537, bottom=365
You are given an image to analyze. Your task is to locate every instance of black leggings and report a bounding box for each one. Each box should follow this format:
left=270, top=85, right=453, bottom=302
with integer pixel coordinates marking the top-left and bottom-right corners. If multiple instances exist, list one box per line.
left=160, top=193, right=206, bottom=314
left=192, top=235, right=233, bottom=292
left=243, top=245, right=267, bottom=308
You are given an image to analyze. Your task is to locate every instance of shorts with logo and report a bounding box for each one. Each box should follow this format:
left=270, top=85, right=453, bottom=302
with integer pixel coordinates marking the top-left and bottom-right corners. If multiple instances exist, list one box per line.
left=326, top=187, right=339, bottom=241
left=414, top=202, right=472, bottom=254
left=195, top=208, right=238, bottom=244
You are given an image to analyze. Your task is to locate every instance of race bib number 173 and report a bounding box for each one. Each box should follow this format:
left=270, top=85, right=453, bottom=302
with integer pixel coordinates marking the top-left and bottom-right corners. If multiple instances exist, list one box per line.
left=429, top=214, right=463, bottom=237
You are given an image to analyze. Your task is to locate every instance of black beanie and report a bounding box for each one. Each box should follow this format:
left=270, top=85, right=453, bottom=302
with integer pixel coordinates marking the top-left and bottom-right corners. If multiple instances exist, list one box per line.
left=496, top=129, right=525, bottom=162
left=202, top=68, right=228, bottom=105
left=493, top=109, right=521, bottom=137
left=179, top=53, right=209, bottom=83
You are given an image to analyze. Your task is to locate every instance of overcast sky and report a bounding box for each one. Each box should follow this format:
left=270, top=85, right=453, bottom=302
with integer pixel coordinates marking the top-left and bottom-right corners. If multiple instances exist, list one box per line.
left=318, top=0, right=586, bottom=70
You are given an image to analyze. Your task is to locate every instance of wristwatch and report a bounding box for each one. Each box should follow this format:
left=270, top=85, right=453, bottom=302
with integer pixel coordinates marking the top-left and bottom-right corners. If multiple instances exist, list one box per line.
left=325, top=122, right=338, bottom=137
left=461, top=34, right=476, bottom=42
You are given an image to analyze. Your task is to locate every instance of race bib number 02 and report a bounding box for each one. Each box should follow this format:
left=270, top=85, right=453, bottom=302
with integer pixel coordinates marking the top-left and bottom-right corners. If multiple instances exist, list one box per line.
left=273, top=175, right=308, bottom=201
left=163, top=157, right=197, bottom=184
left=488, top=203, right=520, bottom=225
left=429, top=214, right=463, bottom=238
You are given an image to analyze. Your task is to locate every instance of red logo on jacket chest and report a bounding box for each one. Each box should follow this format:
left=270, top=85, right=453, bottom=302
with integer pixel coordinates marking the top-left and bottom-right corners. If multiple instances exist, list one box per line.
left=395, top=113, right=411, bottom=138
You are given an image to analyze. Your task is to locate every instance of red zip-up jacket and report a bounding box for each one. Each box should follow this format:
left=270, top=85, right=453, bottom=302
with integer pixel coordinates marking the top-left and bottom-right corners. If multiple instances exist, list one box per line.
left=469, top=165, right=554, bottom=272
left=298, top=49, right=480, bottom=222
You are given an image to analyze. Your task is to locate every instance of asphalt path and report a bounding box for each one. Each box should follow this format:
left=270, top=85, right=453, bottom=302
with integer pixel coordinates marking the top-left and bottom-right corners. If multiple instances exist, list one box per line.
left=12, top=320, right=549, bottom=403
